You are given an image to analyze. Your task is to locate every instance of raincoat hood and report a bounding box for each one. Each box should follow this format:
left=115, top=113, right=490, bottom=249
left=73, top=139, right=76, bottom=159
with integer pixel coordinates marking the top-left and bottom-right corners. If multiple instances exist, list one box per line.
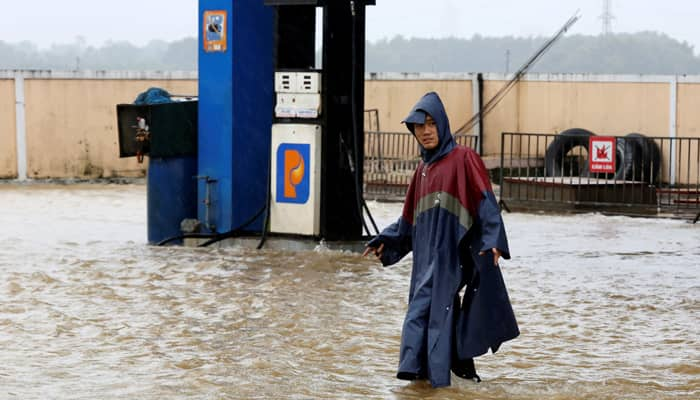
left=403, top=92, right=456, bottom=164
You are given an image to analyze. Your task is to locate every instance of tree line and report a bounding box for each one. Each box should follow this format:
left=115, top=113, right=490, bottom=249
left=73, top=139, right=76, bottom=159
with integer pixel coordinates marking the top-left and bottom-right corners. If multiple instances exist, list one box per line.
left=1, top=31, right=699, bottom=74
left=0, top=37, right=197, bottom=71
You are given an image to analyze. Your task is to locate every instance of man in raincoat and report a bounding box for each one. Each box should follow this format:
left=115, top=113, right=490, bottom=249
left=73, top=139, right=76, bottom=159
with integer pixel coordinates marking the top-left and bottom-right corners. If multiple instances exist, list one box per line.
left=363, top=92, right=519, bottom=388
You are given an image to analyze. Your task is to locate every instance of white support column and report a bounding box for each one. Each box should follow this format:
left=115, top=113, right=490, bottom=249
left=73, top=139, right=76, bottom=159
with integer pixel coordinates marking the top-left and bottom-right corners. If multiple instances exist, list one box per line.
left=669, top=76, right=677, bottom=185
left=14, top=72, right=27, bottom=181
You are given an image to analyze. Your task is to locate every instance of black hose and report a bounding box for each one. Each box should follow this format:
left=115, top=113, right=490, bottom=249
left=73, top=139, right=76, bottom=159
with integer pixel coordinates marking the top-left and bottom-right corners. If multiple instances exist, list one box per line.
left=349, top=1, right=368, bottom=236
left=349, top=0, right=379, bottom=236
left=362, top=197, right=379, bottom=234
left=342, top=136, right=371, bottom=236
left=197, top=205, right=266, bottom=247
left=257, top=144, right=273, bottom=249
left=157, top=174, right=271, bottom=248
left=498, top=199, right=511, bottom=213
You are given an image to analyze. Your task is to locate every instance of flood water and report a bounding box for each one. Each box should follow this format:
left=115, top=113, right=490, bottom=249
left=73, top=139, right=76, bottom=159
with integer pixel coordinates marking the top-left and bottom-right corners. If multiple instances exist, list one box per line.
left=0, top=183, right=698, bottom=399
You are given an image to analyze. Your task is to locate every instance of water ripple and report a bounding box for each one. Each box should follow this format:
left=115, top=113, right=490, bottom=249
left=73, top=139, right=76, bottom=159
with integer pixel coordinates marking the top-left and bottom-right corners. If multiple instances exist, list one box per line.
left=0, top=186, right=697, bottom=399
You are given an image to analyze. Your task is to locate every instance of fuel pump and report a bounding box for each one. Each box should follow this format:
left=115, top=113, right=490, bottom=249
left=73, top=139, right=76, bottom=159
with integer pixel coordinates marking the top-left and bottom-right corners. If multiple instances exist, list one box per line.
left=196, top=0, right=374, bottom=246
left=197, top=1, right=274, bottom=235
left=270, top=71, right=322, bottom=235
left=265, top=0, right=376, bottom=241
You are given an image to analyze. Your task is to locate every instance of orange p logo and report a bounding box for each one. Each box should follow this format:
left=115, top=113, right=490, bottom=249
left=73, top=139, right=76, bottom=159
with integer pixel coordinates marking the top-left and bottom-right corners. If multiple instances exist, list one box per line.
left=277, top=144, right=310, bottom=204
left=284, top=149, right=305, bottom=198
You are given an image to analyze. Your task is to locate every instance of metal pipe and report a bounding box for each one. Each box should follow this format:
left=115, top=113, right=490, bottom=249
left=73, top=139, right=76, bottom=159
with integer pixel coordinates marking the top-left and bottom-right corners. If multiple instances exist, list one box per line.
left=477, top=73, right=484, bottom=155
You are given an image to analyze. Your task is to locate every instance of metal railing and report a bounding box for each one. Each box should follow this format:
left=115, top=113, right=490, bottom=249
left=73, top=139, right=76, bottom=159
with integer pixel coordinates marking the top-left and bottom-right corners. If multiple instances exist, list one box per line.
left=499, top=132, right=700, bottom=217
left=364, top=109, right=380, bottom=132
left=364, top=131, right=478, bottom=198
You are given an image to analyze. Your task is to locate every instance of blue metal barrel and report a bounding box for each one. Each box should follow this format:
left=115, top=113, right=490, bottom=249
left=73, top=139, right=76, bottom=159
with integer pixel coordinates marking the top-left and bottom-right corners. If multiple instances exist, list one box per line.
left=147, top=156, right=198, bottom=244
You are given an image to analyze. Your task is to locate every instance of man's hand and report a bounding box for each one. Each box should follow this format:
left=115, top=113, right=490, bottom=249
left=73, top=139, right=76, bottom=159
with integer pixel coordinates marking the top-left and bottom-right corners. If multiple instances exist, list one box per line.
left=479, top=248, right=501, bottom=267
left=362, top=243, right=384, bottom=260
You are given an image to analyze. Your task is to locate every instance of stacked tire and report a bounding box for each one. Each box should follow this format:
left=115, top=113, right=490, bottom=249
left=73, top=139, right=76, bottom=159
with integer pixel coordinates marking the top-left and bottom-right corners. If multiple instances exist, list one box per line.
left=544, top=128, right=595, bottom=178
left=544, top=129, right=660, bottom=183
left=623, top=133, right=661, bottom=184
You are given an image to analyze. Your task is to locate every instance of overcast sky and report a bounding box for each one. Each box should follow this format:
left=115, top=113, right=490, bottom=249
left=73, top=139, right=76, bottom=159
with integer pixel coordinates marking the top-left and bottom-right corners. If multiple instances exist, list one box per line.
left=1, top=1, right=698, bottom=51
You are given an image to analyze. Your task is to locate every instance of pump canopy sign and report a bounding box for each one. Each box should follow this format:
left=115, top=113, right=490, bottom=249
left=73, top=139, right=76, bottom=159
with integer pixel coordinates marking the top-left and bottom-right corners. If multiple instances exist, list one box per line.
left=589, top=136, right=616, bottom=173
left=203, top=10, right=227, bottom=52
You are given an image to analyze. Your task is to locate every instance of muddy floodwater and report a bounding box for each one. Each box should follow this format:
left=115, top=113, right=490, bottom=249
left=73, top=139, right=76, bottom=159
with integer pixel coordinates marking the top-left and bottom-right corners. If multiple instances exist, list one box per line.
left=0, top=183, right=698, bottom=399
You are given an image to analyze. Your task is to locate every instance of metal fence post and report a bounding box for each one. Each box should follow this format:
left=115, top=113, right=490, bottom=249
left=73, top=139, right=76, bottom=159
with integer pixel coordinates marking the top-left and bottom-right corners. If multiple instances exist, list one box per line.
left=669, top=76, right=678, bottom=186
left=14, top=71, right=27, bottom=181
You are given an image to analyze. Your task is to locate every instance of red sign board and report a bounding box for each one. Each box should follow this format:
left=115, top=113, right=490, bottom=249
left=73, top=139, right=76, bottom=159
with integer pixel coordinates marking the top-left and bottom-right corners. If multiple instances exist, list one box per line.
left=589, top=137, right=616, bottom=173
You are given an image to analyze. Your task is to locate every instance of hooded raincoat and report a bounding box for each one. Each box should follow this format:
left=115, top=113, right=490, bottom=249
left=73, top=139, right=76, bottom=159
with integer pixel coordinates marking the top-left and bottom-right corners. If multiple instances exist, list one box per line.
left=368, top=92, right=519, bottom=388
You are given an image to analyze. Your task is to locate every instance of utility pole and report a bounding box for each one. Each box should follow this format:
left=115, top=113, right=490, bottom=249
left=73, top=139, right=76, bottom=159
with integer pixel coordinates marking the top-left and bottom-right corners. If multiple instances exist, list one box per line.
left=601, top=0, right=614, bottom=35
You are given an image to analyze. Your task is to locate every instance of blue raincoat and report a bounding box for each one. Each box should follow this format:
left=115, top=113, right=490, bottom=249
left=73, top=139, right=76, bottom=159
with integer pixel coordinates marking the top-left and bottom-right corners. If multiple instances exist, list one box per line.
left=368, top=92, right=519, bottom=387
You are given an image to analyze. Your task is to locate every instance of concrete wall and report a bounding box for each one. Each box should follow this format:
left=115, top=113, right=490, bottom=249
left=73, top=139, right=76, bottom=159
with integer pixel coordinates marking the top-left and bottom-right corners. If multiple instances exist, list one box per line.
left=480, top=78, right=670, bottom=156
left=0, top=79, right=16, bottom=178
left=678, top=81, right=700, bottom=138
left=365, top=73, right=678, bottom=156
left=24, top=77, right=197, bottom=178
left=677, top=82, right=700, bottom=184
left=365, top=73, right=699, bottom=185
left=365, top=74, right=474, bottom=133
left=3, top=70, right=197, bottom=180
left=364, top=74, right=474, bottom=160
left=1, top=70, right=699, bottom=184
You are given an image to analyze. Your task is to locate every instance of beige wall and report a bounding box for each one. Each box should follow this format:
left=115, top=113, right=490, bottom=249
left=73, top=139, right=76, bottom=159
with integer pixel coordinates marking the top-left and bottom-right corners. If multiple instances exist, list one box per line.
left=363, top=75, right=699, bottom=184
left=364, top=79, right=474, bottom=161
left=364, top=78, right=674, bottom=157
left=481, top=80, right=670, bottom=157
left=24, top=79, right=197, bottom=179
left=518, top=81, right=668, bottom=135
left=0, top=79, right=16, bottom=178
left=365, top=80, right=473, bottom=133
left=2, top=72, right=699, bottom=182
left=677, top=83, right=700, bottom=184
left=678, top=83, right=700, bottom=138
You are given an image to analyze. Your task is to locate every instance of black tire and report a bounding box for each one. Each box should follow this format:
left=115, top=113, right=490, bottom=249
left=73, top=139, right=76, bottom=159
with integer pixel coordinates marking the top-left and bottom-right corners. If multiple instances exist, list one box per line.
left=612, top=137, right=642, bottom=181
left=545, top=128, right=596, bottom=177
left=624, top=133, right=661, bottom=183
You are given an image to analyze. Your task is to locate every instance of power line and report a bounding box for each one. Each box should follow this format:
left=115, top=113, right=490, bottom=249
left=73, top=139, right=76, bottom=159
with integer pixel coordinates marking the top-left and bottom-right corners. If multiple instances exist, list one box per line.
left=454, top=11, right=580, bottom=135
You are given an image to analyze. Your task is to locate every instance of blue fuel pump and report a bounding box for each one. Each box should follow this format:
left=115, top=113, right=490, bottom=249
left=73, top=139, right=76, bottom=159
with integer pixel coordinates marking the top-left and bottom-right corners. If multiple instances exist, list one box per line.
left=195, top=0, right=376, bottom=245
left=197, top=0, right=274, bottom=234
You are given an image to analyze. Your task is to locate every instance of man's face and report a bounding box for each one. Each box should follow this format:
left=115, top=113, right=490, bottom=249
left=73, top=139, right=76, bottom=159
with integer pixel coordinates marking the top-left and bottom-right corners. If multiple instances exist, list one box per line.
left=414, top=114, right=439, bottom=150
